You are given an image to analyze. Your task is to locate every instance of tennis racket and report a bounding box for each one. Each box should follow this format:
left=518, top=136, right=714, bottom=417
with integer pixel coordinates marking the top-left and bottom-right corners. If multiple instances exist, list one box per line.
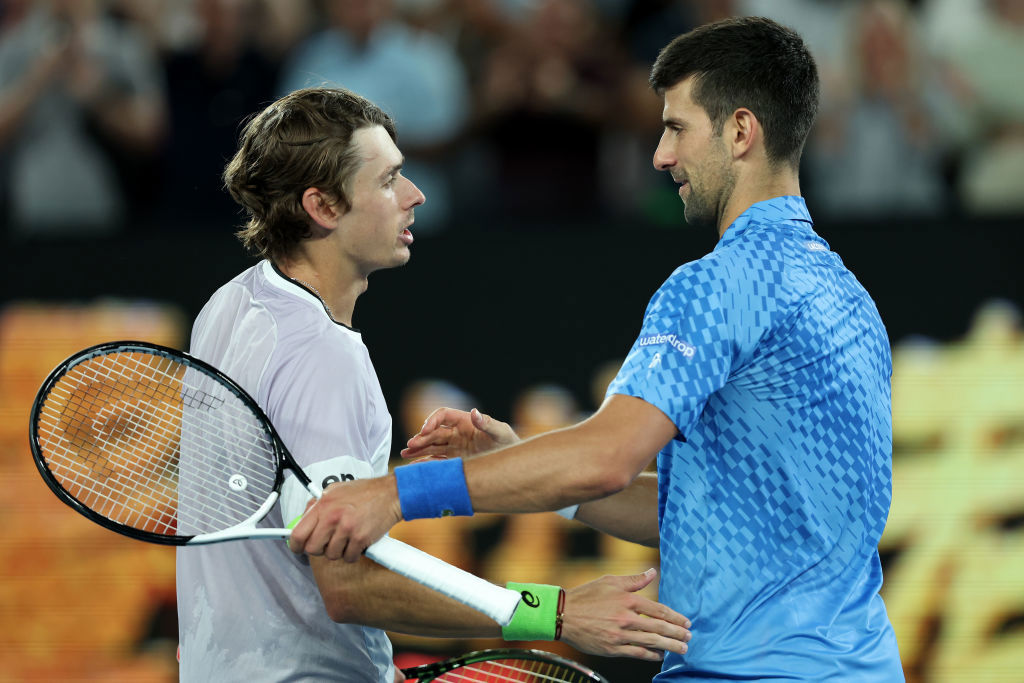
left=401, top=648, right=608, bottom=682
left=29, top=340, right=522, bottom=625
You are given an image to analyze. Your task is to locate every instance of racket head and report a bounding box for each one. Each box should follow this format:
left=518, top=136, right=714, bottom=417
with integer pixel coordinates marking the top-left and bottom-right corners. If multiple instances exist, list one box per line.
left=29, top=341, right=304, bottom=545
left=400, top=648, right=608, bottom=682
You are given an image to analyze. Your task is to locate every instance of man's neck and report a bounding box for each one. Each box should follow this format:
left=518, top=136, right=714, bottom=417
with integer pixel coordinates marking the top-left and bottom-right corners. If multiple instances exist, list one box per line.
left=717, top=169, right=802, bottom=238
left=276, top=253, right=367, bottom=328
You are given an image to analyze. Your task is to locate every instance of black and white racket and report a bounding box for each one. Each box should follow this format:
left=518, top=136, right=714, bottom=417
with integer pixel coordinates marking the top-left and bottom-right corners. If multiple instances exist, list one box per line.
left=29, top=341, right=521, bottom=625
left=401, top=648, right=608, bottom=682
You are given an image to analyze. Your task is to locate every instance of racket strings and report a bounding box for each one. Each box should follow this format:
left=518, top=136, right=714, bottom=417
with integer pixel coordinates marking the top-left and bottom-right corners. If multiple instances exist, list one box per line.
left=424, top=657, right=593, bottom=682
left=35, top=350, right=281, bottom=538
left=37, top=354, right=186, bottom=532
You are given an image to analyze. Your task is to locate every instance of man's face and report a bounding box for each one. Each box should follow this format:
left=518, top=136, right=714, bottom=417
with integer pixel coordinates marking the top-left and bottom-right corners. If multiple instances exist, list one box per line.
left=337, top=125, right=425, bottom=275
left=652, top=77, right=735, bottom=231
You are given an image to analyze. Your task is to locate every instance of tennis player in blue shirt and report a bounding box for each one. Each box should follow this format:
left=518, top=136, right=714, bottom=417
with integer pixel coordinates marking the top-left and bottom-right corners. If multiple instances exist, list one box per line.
left=290, top=17, right=905, bottom=681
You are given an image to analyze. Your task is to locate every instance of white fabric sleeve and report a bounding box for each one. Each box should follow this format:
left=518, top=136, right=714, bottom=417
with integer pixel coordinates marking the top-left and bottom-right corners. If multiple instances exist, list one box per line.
left=280, top=455, right=378, bottom=528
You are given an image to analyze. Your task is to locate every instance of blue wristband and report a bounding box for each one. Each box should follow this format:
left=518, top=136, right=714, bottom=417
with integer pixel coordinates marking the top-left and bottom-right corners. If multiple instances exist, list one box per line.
left=394, top=457, right=474, bottom=520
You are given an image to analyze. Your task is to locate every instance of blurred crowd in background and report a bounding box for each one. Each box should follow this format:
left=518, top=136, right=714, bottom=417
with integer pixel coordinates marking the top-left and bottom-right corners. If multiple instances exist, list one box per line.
left=1, top=0, right=1022, bottom=240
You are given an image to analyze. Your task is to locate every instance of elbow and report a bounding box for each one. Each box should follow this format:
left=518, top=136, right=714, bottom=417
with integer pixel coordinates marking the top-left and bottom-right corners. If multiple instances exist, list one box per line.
left=588, top=444, right=635, bottom=498
left=323, top=595, right=355, bottom=624
left=593, top=466, right=633, bottom=498
left=319, top=586, right=363, bottom=624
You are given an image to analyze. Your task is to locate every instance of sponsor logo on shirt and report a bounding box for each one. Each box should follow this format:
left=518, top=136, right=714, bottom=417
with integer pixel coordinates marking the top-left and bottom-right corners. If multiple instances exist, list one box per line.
left=638, top=333, right=696, bottom=358
left=322, top=472, right=356, bottom=488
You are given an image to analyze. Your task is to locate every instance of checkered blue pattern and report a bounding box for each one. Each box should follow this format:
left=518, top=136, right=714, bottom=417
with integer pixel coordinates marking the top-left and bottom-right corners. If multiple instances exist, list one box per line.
left=609, top=197, right=903, bottom=680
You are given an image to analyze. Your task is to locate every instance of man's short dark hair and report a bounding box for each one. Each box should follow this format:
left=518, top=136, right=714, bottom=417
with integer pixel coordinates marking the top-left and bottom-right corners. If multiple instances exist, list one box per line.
left=650, top=16, right=819, bottom=169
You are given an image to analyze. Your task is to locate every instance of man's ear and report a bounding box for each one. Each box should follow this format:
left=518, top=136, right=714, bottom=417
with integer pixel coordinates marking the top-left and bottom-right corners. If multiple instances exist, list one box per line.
left=728, top=108, right=759, bottom=160
left=301, top=187, right=345, bottom=230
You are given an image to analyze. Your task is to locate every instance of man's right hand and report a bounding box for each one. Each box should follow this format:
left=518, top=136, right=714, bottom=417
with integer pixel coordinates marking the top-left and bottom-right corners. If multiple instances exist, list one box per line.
left=400, top=407, right=519, bottom=460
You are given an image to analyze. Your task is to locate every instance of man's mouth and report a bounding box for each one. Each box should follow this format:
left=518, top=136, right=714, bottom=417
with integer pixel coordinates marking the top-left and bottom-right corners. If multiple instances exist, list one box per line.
left=399, top=225, right=414, bottom=246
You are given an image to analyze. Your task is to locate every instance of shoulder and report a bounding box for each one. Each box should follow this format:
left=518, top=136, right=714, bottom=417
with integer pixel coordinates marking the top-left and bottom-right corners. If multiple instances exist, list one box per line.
left=654, top=248, right=744, bottom=306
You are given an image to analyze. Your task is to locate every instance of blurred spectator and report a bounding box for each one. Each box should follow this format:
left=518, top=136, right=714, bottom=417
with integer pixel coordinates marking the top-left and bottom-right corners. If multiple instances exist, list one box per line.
left=0, top=0, right=166, bottom=236
left=511, top=383, right=581, bottom=436
left=157, top=0, right=301, bottom=231
left=736, top=0, right=849, bottom=82
left=398, top=378, right=476, bottom=441
left=923, top=0, right=1024, bottom=215
left=589, top=358, right=622, bottom=411
left=622, top=0, right=729, bottom=65
left=466, top=0, right=630, bottom=225
left=394, top=0, right=516, bottom=88
left=803, top=0, right=960, bottom=220
left=0, top=0, right=32, bottom=34
left=600, top=1, right=714, bottom=224
left=278, top=0, right=469, bottom=233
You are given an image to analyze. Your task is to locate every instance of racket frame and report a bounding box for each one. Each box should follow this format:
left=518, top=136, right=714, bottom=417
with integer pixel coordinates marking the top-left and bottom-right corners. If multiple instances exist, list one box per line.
left=29, top=340, right=523, bottom=626
left=400, top=648, right=609, bottom=682
left=29, top=340, right=316, bottom=546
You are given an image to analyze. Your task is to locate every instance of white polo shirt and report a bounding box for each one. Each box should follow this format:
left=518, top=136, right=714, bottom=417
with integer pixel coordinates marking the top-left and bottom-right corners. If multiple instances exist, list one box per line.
left=177, top=260, right=395, bottom=682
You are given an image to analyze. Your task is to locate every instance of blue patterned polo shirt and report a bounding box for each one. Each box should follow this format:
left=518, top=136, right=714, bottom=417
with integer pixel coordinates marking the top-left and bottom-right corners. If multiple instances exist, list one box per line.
left=608, top=196, right=903, bottom=681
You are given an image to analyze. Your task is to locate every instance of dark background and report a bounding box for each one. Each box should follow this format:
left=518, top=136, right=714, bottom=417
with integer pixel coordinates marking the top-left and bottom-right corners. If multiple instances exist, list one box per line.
left=5, top=215, right=1022, bottom=422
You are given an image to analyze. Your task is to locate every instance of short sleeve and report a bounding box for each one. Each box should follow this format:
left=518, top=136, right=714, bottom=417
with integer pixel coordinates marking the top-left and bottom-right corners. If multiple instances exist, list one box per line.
left=607, top=261, right=736, bottom=438
left=264, top=335, right=387, bottom=527
left=262, top=337, right=373, bottom=472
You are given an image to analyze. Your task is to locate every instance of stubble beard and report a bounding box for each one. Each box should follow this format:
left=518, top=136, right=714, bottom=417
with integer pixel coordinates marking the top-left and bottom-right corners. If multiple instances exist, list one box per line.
left=682, top=146, right=736, bottom=234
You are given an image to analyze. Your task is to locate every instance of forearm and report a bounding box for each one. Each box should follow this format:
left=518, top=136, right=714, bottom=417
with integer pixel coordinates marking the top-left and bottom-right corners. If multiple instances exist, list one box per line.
left=313, top=555, right=500, bottom=637
left=462, top=419, right=635, bottom=514
left=289, top=396, right=675, bottom=563
left=314, top=556, right=693, bottom=662
left=575, top=472, right=660, bottom=547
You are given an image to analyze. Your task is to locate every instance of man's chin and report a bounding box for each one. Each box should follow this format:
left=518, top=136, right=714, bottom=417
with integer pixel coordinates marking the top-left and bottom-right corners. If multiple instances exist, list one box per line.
left=682, top=205, right=715, bottom=232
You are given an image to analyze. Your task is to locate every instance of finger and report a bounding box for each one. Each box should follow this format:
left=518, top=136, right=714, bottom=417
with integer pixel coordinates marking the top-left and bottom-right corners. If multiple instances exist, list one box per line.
left=632, top=597, right=691, bottom=629
left=618, top=630, right=689, bottom=656
left=342, top=537, right=366, bottom=563
left=404, top=427, right=452, bottom=450
left=408, top=454, right=450, bottom=465
left=323, top=529, right=349, bottom=561
left=399, top=443, right=451, bottom=459
left=302, top=515, right=343, bottom=558
left=411, top=421, right=448, bottom=441
left=620, top=611, right=692, bottom=646
left=288, top=506, right=317, bottom=553
left=610, top=644, right=667, bottom=662
left=420, top=407, right=462, bottom=434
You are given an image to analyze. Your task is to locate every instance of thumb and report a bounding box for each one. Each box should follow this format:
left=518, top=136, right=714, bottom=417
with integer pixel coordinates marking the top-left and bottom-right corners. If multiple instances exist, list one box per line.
left=470, top=408, right=495, bottom=433
left=621, top=567, right=658, bottom=593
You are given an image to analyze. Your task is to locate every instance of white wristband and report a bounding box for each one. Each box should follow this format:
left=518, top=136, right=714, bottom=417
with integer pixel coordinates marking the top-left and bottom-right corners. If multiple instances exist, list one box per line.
left=555, top=504, right=579, bottom=520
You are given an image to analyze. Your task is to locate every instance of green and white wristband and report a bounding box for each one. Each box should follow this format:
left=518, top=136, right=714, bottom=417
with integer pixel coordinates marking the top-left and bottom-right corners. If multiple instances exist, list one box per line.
left=501, top=582, right=566, bottom=641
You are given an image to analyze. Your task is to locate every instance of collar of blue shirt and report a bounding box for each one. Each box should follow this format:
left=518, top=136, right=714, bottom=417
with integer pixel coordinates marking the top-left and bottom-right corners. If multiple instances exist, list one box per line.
left=716, top=195, right=813, bottom=248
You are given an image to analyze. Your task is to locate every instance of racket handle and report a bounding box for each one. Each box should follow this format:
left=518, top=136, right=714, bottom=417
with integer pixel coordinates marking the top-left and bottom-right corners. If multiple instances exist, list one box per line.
left=365, top=536, right=522, bottom=626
